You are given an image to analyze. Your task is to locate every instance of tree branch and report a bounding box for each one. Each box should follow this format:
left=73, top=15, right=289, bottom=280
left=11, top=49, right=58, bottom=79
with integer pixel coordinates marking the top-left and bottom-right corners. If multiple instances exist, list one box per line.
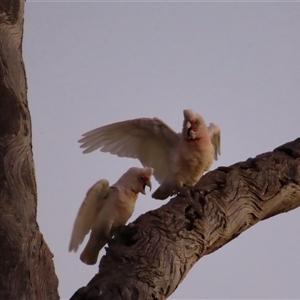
left=70, top=138, right=300, bottom=300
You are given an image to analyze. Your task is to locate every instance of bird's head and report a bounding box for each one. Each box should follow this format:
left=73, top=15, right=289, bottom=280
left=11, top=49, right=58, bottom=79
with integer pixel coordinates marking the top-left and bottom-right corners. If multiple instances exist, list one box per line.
left=121, top=167, right=153, bottom=195
left=182, top=109, right=206, bottom=140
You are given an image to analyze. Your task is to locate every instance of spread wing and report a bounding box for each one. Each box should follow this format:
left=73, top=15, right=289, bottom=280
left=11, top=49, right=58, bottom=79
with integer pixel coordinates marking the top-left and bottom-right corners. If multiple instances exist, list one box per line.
left=78, top=117, right=180, bottom=184
left=208, top=123, right=221, bottom=161
left=69, top=179, right=110, bottom=252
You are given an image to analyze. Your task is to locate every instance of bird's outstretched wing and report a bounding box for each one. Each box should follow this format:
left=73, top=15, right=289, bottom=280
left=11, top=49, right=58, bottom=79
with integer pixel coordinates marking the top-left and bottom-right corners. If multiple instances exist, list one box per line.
left=79, top=118, right=180, bottom=184
left=208, top=123, right=221, bottom=160
left=69, top=179, right=110, bottom=252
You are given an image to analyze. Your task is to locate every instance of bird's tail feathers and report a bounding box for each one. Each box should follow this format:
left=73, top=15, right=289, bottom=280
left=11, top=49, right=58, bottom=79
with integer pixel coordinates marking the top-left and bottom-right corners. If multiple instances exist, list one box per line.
left=80, top=237, right=107, bottom=265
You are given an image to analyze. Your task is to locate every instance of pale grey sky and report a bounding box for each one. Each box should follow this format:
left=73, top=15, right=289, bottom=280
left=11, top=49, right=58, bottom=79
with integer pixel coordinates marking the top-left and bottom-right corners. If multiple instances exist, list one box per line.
left=24, top=2, right=300, bottom=299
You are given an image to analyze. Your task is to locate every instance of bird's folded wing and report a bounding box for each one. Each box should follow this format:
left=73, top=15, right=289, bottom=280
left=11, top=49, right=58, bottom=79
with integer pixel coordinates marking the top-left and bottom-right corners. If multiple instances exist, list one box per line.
left=69, top=179, right=110, bottom=252
left=78, top=118, right=180, bottom=184
left=208, top=123, right=221, bottom=160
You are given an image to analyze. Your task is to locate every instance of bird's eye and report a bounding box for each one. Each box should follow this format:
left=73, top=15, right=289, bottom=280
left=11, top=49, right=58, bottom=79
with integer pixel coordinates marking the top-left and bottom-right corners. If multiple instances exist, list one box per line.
left=138, top=176, right=144, bottom=183
left=194, top=121, right=198, bottom=126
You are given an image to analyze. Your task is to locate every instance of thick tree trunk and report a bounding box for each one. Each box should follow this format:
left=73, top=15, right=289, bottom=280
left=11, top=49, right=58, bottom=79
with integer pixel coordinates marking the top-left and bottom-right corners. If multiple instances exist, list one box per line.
left=0, top=2, right=59, bottom=299
left=71, top=138, right=300, bottom=300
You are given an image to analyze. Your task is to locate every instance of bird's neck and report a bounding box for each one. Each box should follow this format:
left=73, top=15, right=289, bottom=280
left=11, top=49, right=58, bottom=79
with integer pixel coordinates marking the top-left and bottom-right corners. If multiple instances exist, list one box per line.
left=126, top=189, right=139, bottom=199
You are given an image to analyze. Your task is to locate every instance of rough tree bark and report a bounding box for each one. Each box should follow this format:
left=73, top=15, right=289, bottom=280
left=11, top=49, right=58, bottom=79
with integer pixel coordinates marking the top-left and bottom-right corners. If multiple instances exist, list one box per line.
left=0, top=2, right=59, bottom=299
left=70, top=138, right=300, bottom=300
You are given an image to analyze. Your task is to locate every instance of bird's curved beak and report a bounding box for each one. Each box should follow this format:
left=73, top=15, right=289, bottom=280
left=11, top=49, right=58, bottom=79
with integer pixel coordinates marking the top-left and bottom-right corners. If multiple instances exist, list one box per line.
left=142, top=179, right=152, bottom=195
left=186, top=120, right=193, bottom=138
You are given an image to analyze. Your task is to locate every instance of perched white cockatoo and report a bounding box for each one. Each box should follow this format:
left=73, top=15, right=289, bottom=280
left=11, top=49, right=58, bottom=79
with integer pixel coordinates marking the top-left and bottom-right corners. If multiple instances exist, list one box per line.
left=79, top=109, right=220, bottom=200
left=69, top=167, right=153, bottom=265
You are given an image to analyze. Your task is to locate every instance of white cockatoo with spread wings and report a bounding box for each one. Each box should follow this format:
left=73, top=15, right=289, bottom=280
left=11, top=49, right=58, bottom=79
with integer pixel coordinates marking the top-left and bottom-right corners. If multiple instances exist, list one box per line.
left=79, top=109, right=220, bottom=200
left=69, top=167, right=153, bottom=265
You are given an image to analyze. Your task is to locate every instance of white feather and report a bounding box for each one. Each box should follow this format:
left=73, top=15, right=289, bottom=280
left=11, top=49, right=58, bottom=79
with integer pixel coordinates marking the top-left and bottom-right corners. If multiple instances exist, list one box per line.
left=79, top=110, right=221, bottom=200
left=208, top=122, right=221, bottom=160
left=79, top=117, right=179, bottom=183
left=69, top=167, right=153, bottom=265
left=68, top=179, right=110, bottom=252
